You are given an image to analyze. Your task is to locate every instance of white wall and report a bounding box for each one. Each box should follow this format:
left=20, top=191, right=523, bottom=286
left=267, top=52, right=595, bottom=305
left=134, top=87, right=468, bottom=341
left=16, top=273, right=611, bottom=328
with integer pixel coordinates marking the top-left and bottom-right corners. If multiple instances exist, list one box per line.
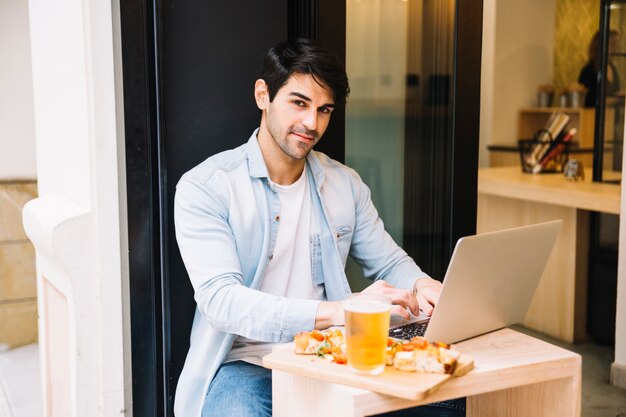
left=479, top=0, right=496, bottom=168
left=479, top=0, right=557, bottom=166
left=0, top=0, right=37, bottom=180
left=27, top=0, right=92, bottom=208
left=23, top=0, right=131, bottom=415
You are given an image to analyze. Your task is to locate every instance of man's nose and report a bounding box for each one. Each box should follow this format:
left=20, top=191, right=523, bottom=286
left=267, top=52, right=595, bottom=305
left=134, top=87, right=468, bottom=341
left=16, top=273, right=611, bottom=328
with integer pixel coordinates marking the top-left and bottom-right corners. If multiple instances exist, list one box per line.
left=302, top=109, right=317, bottom=131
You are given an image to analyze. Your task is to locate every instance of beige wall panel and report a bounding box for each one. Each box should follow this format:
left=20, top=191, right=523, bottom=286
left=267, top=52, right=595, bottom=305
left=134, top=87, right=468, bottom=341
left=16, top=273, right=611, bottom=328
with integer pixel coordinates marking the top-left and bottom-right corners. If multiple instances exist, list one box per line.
left=0, top=242, right=36, bottom=301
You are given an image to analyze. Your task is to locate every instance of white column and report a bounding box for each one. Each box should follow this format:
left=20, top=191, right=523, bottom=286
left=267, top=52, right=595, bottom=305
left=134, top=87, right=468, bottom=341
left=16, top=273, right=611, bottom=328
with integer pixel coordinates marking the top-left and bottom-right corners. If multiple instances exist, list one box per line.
left=613, top=108, right=626, bottom=390
left=22, top=0, right=131, bottom=416
left=478, top=0, right=496, bottom=169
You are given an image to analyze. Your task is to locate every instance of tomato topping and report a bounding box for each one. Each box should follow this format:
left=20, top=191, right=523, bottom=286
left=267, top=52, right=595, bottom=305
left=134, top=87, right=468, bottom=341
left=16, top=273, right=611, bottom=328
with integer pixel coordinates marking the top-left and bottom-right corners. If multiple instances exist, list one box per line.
left=410, top=337, right=428, bottom=349
left=332, top=352, right=347, bottom=364
left=311, top=331, right=325, bottom=342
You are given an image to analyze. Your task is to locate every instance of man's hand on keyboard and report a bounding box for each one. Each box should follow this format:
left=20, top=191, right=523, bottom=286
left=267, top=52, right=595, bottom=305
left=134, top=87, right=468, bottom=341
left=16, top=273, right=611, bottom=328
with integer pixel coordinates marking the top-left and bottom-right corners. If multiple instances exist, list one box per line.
left=413, top=277, right=442, bottom=316
left=361, top=280, right=419, bottom=319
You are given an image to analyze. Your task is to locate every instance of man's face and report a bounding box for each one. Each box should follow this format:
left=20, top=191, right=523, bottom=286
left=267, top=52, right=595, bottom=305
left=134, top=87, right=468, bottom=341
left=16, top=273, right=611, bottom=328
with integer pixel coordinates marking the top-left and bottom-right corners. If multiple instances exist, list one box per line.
left=256, top=73, right=335, bottom=161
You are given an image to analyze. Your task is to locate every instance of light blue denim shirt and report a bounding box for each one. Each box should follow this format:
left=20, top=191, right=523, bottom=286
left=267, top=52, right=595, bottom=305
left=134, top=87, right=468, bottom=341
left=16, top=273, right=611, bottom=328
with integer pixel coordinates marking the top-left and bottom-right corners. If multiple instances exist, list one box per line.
left=173, top=130, right=430, bottom=417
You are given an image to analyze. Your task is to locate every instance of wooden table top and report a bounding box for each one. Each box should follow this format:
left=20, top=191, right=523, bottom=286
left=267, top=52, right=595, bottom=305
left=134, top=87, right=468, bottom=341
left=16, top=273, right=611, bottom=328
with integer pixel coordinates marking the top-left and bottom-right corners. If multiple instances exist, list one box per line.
left=265, top=328, right=581, bottom=409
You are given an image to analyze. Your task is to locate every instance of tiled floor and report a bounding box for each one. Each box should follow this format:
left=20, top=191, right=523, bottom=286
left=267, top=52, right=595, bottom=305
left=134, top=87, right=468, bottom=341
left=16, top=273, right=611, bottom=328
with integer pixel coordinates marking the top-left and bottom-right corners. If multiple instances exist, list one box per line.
left=0, top=383, right=12, bottom=417
left=0, top=332, right=625, bottom=417
left=0, top=344, right=41, bottom=417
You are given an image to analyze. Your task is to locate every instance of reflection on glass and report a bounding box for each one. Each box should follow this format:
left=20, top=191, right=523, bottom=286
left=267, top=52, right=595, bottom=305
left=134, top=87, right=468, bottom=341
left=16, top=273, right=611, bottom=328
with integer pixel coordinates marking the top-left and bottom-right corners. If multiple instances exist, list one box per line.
left=606, top=4, right=626, bottom=181
left=604, top=4, right=626, bottom=179
left=345, top=0, right=455, bottom=289
left=346, top=0, right=408, bottom=244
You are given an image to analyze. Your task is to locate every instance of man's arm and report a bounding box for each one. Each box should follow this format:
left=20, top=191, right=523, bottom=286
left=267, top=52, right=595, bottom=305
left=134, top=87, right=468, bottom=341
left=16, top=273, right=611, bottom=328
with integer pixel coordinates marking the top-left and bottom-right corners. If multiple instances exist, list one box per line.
left=345, top=169, right=431, bottom=291
left=175, top=176, right=319, bottom=342
left=315, top=301, right=344, bottom=328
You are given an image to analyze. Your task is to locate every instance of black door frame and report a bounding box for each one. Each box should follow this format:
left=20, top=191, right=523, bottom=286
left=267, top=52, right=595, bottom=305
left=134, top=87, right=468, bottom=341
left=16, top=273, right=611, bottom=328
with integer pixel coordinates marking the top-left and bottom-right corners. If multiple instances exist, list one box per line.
left=120, top=0, right=164, bottom=415
left=450, top=0, right=483, bottom=268
left=402, top=0, right=482, bottom=279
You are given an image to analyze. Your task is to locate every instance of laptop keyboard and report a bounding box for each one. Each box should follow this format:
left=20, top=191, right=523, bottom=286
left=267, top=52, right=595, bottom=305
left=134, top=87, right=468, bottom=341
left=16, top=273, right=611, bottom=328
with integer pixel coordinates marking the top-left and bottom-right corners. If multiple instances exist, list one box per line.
left=388, top=320, right=429, bottom=340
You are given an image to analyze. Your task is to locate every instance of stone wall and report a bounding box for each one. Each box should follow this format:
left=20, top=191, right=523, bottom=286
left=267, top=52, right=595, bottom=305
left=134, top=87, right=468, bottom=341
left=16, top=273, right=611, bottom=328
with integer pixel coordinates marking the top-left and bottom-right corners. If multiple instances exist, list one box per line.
left=0, top=182, right=37, bottom=349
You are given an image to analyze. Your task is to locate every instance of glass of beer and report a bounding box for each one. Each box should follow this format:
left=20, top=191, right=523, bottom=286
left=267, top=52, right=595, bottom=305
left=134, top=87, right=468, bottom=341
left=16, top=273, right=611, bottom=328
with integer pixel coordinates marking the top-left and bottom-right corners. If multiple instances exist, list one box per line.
left=343, top=293, right=392, bottom=375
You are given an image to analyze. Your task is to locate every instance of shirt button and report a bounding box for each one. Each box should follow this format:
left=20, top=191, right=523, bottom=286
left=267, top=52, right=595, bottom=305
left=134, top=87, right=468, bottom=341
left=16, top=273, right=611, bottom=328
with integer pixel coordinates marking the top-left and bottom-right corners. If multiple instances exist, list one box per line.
left=269, top=254, right=273, bottom=260
left=275, top=215, right=280, bottom=222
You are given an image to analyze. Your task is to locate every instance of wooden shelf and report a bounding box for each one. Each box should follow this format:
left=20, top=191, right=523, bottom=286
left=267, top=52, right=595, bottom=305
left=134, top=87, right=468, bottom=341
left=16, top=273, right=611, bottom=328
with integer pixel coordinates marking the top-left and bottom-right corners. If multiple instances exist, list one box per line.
left=518, top=107, right=603, bottom=148
left=489, top=107, right=615, bottom=169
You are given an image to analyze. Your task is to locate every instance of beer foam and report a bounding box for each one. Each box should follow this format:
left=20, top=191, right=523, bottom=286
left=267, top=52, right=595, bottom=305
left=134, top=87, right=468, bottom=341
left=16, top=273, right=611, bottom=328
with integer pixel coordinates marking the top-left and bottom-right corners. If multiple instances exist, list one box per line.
left=343, top=299, right=391, bottom=313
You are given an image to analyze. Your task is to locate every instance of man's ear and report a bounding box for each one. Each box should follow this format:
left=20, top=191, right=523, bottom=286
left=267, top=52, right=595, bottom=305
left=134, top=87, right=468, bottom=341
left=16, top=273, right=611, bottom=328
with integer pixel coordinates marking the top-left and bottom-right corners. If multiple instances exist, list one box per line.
left=255, top=79, right=270, bottom=110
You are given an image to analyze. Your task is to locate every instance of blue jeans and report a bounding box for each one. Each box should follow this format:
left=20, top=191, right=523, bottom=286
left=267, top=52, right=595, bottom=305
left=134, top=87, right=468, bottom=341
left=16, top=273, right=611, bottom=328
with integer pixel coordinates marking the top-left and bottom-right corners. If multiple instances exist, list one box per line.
left=202, top=361, right=465, bottom=417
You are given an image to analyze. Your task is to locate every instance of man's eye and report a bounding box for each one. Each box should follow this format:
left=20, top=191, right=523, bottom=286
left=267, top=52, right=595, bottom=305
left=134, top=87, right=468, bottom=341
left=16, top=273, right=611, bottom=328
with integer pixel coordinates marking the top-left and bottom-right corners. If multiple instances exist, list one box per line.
left=293, top=100, right=306, bottom=107
left=319, top=107, right=332, bottom=114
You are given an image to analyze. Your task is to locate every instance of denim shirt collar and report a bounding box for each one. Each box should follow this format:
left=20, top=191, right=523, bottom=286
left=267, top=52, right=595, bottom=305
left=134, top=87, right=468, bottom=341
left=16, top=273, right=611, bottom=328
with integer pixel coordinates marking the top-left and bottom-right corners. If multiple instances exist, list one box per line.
left=245, top=128, right=326, bottom=188
left=306, top=149, right=326, bottom=190
left=245, top=129, right=270, bottom=179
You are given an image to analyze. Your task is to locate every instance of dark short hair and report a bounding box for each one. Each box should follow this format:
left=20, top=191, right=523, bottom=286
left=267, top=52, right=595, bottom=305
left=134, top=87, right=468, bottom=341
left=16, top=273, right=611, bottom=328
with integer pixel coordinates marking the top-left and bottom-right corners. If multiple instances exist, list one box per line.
left=260, top=38, right=350, bottom=106
left=588, top=29, right=621, bottom=70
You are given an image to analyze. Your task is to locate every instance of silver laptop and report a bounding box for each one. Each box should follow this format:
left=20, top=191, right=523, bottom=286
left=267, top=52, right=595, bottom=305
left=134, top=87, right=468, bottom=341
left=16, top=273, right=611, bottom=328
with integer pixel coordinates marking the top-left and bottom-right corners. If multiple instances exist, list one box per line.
left=388, top=220, right=562, bottom=344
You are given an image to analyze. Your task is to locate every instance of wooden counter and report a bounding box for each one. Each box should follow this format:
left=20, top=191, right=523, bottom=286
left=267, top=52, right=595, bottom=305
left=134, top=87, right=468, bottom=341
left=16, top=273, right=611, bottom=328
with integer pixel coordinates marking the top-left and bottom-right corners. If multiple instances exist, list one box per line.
left=477, top=166, right=621, bottom=342
left=478, top=167, right=620, bottom=214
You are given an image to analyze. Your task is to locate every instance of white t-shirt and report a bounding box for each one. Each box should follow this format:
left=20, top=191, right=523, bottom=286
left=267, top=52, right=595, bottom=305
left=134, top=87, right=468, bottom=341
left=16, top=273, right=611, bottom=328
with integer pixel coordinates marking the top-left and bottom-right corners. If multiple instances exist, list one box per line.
left=225, top=168, right=324, bottom=365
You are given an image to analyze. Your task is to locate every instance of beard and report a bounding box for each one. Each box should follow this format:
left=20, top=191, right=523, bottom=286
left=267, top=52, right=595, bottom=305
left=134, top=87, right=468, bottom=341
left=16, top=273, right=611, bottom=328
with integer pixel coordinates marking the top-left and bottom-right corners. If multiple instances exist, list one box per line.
left=279, top=132, right=316, bottom=160
left=266, top=114, right=320, bottom=161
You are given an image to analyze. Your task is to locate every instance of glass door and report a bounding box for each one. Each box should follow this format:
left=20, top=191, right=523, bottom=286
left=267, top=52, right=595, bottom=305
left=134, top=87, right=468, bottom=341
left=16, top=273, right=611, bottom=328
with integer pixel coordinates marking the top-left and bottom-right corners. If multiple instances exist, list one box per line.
left=345, top=0, right=481, bottom=287
left=595, top=0, right=626, bottom=182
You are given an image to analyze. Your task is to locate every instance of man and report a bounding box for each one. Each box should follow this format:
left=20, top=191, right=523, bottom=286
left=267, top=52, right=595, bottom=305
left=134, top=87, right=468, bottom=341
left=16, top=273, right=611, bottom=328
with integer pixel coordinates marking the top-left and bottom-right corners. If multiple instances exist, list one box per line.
left=174, top=39, right=463, bottom=417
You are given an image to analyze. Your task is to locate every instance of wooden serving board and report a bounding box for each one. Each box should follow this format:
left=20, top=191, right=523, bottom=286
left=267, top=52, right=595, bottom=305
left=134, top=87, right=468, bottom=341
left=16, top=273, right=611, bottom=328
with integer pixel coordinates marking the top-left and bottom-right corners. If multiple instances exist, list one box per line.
left=262, top=344, right=474, bottom=401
